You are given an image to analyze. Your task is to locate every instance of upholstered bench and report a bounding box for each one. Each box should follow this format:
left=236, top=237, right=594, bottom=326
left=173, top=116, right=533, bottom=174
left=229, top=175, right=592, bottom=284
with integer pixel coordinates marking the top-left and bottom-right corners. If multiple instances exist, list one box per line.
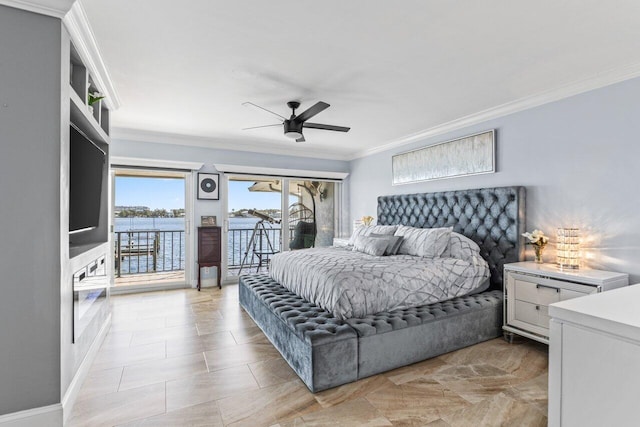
left=239, top=274, right=358, bottom=392
left=239, top=274, right=503, bottom=393
left=346, top=291, right=504, bottom=378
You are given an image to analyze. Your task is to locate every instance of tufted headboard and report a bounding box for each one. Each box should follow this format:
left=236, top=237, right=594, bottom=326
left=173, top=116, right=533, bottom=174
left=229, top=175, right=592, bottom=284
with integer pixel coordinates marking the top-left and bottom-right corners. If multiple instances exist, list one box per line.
left=377, top=186, right=525, bottom=290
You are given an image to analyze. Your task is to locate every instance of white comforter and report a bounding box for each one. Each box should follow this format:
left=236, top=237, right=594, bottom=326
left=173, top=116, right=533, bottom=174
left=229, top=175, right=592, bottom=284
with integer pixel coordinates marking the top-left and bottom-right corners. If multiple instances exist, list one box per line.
left=268, top=246, right=490, bottom=319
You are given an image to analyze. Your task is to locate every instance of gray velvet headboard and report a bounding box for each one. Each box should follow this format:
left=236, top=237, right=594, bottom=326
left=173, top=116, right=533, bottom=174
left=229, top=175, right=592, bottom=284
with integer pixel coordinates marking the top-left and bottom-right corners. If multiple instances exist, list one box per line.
left=377, top=186, right=525, bottom=290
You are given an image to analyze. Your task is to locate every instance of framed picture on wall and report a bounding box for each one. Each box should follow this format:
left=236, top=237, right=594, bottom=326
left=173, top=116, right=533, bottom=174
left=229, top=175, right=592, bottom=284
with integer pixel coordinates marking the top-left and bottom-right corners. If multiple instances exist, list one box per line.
left=197, top=173, right=220, bottom=200
left=201, top=215, right=217, bottom=226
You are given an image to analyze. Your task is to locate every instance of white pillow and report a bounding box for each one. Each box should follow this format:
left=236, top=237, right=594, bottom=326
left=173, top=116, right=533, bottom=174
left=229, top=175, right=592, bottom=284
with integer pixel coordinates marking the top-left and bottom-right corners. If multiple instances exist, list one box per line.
left=348, top=225, right=398, bottom=245
left=394, top=225, right=452, bottom=258
left=352, top=235, right=389, bottom=257
left=449, top=232, right=482, bottom=261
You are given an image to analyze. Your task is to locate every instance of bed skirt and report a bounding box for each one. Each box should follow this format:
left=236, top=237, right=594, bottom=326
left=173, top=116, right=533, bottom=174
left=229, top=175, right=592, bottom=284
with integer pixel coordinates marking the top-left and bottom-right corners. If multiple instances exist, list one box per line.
left=239, top=274, right=503, bottom=392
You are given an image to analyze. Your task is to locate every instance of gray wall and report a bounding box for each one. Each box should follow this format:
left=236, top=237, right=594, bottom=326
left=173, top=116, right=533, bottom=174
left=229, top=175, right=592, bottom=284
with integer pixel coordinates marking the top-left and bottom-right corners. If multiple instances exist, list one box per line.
left=0, top=6, right=62, bottom=414
left=350, top=76, right=640, bottom=283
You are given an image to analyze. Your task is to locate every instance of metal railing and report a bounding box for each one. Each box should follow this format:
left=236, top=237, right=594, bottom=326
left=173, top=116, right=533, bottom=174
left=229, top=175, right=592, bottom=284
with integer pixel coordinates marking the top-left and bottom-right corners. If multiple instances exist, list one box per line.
left=114, top=226, right=299, bottom=278
left=227, top=226, right=286, bottom=274
left=114, top=230, right=185, bottom=277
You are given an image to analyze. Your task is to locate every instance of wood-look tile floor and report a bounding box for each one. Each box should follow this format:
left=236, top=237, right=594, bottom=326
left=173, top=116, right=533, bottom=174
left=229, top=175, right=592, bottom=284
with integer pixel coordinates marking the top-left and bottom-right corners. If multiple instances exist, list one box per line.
left=67, top=286, right=549, bottom=427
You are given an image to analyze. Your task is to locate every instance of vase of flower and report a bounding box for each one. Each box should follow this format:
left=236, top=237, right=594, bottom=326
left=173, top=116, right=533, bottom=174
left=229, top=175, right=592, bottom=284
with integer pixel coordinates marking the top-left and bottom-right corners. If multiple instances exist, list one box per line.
left=533, top=244, right=545, bottom=263
left=361, top=215, right=374, bottom=226
left=522, top=229, right=549, bottom=264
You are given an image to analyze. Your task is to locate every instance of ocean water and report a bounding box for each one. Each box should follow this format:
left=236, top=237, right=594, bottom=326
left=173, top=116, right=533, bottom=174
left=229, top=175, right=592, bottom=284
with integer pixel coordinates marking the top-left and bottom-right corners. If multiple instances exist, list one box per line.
left=113, top=217, right=283, bottom=274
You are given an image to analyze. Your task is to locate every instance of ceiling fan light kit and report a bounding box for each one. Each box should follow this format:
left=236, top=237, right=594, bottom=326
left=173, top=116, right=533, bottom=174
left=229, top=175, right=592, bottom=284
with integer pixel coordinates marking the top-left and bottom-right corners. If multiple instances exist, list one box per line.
left=243, top=100, right=350, bottom=143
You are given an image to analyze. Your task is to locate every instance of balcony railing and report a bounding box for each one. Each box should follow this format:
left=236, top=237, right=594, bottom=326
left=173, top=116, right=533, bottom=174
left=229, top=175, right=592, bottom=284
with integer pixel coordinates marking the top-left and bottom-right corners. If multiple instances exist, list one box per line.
left=228, top=226, right=288, bottom=275
left=114, top=230, right=185, bottom=277
left=114, top=226, right=295, bottom=278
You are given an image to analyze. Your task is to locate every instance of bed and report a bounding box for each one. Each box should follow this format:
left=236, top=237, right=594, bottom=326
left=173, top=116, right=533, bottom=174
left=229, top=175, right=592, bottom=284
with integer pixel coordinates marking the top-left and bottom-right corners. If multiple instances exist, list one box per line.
left=239, top=186, right=525, bottom=392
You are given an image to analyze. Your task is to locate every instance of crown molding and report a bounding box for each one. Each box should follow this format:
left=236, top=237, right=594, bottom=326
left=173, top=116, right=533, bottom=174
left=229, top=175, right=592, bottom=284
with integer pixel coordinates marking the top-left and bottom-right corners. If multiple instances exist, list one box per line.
left=111, top=127, right=351, bottom=162
left=63, top=1, right=121, bottom=110
left=111, top=156, right=204, bottom=171
left=213, top=164, right=348, bottom=180
left=349, top=61, right=640, bottom=160
left=0, top=0, right=73, bottom=17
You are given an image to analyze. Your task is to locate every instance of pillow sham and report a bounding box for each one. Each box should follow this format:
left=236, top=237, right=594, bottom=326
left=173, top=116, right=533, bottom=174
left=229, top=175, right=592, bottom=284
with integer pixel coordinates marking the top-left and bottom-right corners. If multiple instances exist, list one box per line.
left=449, top=232, right=482, bottom=261
left=352, top=235, right=389, bottom=257
left=348, top=225, right=398, bottom=246
left=394, top=225, right=452, bottom=258
left=369, top=233, right=404, bottom=256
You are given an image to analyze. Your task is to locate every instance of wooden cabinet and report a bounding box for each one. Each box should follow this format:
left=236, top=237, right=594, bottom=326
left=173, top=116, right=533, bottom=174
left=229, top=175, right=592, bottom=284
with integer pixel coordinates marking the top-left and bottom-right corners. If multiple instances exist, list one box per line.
left=197, top=226, right=221, bottom=290
left=503, top=262, right=628, bottom=344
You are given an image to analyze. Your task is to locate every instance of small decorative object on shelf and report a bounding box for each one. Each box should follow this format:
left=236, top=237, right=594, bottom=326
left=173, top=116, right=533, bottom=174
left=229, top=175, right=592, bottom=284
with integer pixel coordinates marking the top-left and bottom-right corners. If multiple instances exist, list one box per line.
left=361, top=215, right=374, bottom=226
left=87, top=91, right=104, bottom=116
left=88, top=91, right=105, bottom=106
left=557, top=227, right=580, bottom=269
left=522, top=229, right=549, bottom=263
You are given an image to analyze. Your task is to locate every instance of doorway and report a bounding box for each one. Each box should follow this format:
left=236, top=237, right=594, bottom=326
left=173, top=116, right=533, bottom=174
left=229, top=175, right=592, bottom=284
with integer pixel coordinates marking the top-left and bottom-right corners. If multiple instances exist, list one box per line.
left=112, top=169, right=189, bottom=291
left=224, top=176, right=337, bottom=281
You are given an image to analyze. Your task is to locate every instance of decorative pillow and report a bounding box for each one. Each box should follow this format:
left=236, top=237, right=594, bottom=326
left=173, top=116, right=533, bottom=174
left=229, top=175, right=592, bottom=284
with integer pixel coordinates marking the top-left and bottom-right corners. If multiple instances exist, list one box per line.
left=449, top=232, right=482, bottom=261
left=352, top=235, right=389, bottom=257
left=394, top=225, right=452, bottom=258
left=369, top=233, right=404, bottom=256
left=348, top=225, right=398, bottom=246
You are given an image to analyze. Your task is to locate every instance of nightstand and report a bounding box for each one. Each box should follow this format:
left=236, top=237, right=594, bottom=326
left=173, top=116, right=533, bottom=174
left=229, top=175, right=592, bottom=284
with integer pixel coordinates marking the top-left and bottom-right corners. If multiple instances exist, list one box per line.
left=503, top=262, right=628, bottom=344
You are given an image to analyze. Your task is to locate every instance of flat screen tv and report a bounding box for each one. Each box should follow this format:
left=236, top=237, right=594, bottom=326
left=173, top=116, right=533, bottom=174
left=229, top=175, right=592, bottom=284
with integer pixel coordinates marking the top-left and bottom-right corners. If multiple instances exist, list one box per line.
left=69, top=124, right=106, bottom=234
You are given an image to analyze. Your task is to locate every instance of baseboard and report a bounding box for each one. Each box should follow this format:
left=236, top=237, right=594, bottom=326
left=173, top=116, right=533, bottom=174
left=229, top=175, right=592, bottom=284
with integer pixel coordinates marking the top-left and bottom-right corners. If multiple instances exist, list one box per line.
left=110, top=282, right=189, bottom=295
left=0, top=404, right=62, bottom=427
left=61, top=313, right=111, bottom=424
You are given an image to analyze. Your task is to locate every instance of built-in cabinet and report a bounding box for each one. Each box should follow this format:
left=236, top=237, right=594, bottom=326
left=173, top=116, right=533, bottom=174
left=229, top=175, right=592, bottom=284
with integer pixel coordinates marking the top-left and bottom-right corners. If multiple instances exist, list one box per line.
left=503, top=262, right=628, bottom=344
left=0, top=4, right=114, bottom=423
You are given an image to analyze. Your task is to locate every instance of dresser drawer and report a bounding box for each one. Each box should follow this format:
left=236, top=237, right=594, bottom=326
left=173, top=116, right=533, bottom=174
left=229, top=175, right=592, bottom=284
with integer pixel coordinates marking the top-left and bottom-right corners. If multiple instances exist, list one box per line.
left=514, top=279, right=561, bottom=305
left=514, top=300, right=550, bottom=329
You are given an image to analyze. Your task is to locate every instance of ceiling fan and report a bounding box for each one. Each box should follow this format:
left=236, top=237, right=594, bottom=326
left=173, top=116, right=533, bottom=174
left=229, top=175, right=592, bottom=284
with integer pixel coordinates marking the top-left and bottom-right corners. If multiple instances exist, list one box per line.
left=242, top=101, right=350, bottom=142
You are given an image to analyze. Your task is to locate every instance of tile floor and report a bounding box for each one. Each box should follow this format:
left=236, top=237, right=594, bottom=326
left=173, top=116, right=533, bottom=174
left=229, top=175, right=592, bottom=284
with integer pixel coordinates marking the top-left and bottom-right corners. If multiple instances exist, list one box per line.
left=67, top=286, right=549, bottom=427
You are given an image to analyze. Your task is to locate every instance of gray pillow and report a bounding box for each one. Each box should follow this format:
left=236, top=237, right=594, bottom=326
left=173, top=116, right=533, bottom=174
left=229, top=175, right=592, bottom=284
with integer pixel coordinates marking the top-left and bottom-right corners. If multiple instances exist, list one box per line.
left=352, top=235, right=389, bottom=256
left=369, top=233, right=404, bottom=256
left=394, top=225, right=453, bottom=258
left=348, top=225, right=398, bottom=245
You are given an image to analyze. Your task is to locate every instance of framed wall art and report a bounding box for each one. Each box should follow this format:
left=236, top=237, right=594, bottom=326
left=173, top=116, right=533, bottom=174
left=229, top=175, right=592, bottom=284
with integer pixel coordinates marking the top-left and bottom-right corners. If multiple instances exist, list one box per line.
left=201, top=215, right=217, bottom=226
left=392, top=130, right=495, bottom=185
left=198, top=173, right=220, bottom=200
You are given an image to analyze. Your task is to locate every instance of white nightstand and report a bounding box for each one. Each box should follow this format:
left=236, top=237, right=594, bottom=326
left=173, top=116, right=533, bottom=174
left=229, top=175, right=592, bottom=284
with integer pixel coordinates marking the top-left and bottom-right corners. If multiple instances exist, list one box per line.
left=503, top=262, right=629, bottom=344
left=332, top=237, right=350, bottom=247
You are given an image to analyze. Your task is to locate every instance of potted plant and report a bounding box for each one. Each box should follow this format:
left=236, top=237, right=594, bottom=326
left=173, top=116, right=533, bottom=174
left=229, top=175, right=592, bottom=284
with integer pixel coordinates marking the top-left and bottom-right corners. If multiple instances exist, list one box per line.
left=87, top=91, right=105, bottom=114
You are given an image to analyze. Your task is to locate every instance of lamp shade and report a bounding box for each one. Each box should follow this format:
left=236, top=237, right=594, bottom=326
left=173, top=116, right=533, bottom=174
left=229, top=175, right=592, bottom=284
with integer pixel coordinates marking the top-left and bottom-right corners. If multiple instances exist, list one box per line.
left=557, top=228, right=580, bottom=269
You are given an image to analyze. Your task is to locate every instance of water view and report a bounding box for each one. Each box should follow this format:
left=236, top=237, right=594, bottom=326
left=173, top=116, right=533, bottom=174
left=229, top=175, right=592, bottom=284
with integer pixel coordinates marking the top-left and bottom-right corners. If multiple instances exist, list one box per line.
left=114, top=217, right=283, bottom=275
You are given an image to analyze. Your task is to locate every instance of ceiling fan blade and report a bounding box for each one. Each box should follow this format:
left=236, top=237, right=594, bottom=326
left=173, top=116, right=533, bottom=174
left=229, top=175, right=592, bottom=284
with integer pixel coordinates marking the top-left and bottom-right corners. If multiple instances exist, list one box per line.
left=303, top=122, right=350, bottom=132
left=242, top=124, right=282, bottom=130
left=242, top=102, right=286, bottom=121
left=296, top=135, right=306, bottom=142
left=294, top=101, right=330, bottom=123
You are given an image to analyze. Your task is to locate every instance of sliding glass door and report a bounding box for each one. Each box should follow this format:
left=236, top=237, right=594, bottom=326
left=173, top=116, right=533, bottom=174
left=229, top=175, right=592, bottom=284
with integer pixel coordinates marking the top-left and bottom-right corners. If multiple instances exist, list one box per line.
left=224, top=176, right=338, bottom=281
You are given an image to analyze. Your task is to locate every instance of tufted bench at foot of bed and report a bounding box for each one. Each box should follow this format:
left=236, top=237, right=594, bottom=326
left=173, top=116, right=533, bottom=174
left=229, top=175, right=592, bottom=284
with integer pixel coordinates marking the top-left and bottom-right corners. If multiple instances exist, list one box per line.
left=239, top=274, right=358, bottom=392
left=239, top=274, right=503, bottom=393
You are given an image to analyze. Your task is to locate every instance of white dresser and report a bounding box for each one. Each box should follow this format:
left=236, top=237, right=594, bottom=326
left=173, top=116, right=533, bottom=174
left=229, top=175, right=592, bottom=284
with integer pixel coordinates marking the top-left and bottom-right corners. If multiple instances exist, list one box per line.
left=503, top=262, right=628, bottom=344
left=548, top=285, right=640, bottom=427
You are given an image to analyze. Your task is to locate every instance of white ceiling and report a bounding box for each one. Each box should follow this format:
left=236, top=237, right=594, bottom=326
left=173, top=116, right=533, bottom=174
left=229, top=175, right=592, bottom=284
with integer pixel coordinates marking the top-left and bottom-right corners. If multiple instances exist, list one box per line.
left=79, top=0, right=640, bottom=160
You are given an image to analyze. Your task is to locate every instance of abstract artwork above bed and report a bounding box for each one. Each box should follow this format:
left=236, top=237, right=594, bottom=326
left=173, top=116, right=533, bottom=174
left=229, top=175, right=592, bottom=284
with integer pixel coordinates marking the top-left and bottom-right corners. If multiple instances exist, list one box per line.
left=392, top=130, right=495, bottom=184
